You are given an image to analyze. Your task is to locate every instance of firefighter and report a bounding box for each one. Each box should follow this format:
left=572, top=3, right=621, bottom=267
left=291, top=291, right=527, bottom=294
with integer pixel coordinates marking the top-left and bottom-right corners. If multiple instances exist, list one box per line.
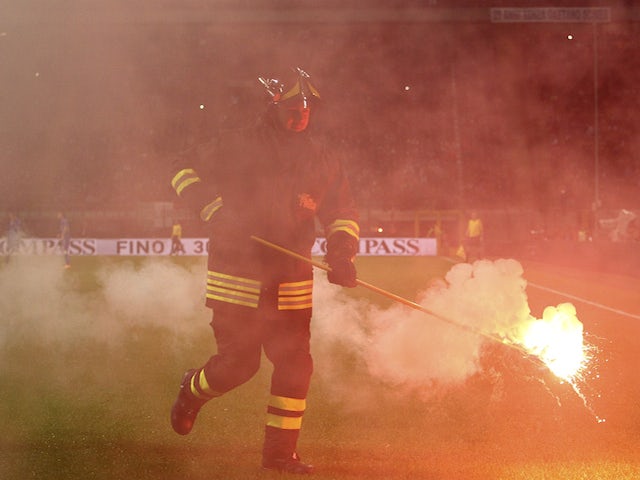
left=169, top=67, right=359, bottom=474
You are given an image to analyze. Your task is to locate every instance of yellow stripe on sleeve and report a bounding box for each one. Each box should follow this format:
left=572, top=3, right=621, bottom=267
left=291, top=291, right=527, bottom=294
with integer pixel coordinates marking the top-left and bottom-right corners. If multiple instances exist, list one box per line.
left=171, top=169, right=201, bottom=196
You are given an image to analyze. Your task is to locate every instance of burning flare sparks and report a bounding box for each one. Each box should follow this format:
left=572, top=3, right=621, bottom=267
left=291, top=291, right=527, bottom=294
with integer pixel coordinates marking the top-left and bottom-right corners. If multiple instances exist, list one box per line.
left=506, top=302, right=604, bottom=423
left=516, top=303, right=586, bottom=381
left=511, top=303, right=606, bottom=423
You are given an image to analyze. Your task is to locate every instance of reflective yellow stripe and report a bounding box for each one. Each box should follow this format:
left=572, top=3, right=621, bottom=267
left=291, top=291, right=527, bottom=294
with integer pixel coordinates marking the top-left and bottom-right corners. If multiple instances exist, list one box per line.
left=327, top=219, right=360, bottom=240
left=208, top=271, right=261, bottom=293
left=206, top=286, right=260, bottom=308
left=189, top=374, right=203, bottom=398
left=280, top=79, right=320, bottom=102
left=307, top=81, right=320, bottom=99
left=206, top=271, right=261, bottom=308
left=170, top=169, right=190, bottom=189
left=198, top=369, right=220, bottom=397
left=200, top=197, right=223, bottom=222
left=278, top=296, right=312, bottom=310
left=278, top=280, right=313, bottom=296
left=190, top=369, right=220, bottom=400
left=205, top=294, right=258, bottom=308
left=171, top=169, right=201, bottom=196
left=278, top=280, right=313, bottom=310
left=269, top=395, right=306, bottom=412
left=266, top=413, right=303, bottom=430
left=280, top=80, right=301, bottom=102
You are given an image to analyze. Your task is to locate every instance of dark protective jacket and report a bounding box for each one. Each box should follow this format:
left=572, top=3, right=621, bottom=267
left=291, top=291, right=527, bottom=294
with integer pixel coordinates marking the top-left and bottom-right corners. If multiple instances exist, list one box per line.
left=170, top=113, right=359, bottom=308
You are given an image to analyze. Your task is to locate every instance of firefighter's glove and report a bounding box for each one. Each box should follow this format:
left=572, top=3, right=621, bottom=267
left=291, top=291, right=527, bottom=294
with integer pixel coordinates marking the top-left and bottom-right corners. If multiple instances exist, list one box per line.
left=326, top=256, right=357, bottom=288
left=325, top=231, right=358, bottom=288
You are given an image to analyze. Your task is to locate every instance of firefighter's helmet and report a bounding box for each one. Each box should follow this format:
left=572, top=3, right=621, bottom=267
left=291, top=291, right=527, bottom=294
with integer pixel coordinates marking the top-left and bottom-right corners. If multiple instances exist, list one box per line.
left=258, top=67, right=320, bottom=108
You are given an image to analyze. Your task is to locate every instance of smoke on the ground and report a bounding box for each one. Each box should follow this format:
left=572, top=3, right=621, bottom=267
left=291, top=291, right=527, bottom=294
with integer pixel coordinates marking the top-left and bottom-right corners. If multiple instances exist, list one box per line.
left=0, top=257, right=208, bottom=354
left=1, top=256, right=538, bottom=405
left=311, top=258, right=535, bottom=403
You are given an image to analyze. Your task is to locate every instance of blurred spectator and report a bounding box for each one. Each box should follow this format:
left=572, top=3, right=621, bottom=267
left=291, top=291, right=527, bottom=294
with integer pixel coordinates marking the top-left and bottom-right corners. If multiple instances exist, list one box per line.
left=427, top=220, right=445, bottom=255
left=599, top=209, right=637, bottom=242
left=170, top=220, right=186, bottom=255
left=5, top=212, right=23, bottom=264
left=464, top=210, right=484, bottom=262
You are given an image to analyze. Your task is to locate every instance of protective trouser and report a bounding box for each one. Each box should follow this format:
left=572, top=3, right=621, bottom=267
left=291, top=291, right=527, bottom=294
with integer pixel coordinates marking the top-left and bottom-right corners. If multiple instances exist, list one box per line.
left=186, top=277, right=314, bottom=460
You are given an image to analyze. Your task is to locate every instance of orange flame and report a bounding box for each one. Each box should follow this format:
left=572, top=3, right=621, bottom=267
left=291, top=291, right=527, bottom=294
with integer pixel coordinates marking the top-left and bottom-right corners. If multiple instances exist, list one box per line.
left=514, top=303, right=587, bottom=381
left=509, top=302, right=605, bottom=422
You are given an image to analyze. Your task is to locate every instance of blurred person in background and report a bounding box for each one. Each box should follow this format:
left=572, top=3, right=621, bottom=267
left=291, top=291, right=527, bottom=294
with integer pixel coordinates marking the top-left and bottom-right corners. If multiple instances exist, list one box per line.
left=464, top=210, right=484, bottom=262
left=5, top=212, right=23, bottom=264
left=170, top=220, right=186, bottom=255
left=427, top=220, right=445, bottom=256
left=57, top=212, right=71, bottom=268
left=168, top=67, right=359, bottom=474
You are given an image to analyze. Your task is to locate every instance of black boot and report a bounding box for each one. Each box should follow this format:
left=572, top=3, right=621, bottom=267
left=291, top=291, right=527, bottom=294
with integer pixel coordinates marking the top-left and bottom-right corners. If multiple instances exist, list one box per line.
left=262, top=452, right=314, bottom=474
left=170, top=369, right=206, bottom=435
left=262, top=426, right=313, bottom=474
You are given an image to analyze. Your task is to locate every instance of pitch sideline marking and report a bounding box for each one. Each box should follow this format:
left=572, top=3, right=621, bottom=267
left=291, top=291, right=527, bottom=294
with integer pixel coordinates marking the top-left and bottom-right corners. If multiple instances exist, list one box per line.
left=444, top=257, right=640, bottom=321
left=527, top=282, right=640, bottom=321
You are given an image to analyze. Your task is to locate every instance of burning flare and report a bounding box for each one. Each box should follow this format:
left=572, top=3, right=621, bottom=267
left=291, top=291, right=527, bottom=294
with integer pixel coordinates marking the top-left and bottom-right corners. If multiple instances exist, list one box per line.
left=511, top=303, right=587, bottom=381
left=506, top=302, right=604, bottom=422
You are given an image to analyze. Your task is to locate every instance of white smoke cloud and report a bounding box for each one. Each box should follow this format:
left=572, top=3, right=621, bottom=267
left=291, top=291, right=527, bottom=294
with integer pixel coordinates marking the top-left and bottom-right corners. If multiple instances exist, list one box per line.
left=0, top=256, right=209, bottom=355
left=419, top=259, right=532, bottom=339
left=1, top=255, right=545, bottom=407
left=311, top=258, right=536, bottom=402
left=0, top=256, right=97, bottom=346
left=97, top=258, right=207, bottom=334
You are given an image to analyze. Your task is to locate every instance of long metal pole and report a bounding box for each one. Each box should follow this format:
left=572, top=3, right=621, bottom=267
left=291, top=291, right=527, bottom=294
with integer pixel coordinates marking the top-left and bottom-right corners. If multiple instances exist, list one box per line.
left=251, top=235, right=529, bottom=354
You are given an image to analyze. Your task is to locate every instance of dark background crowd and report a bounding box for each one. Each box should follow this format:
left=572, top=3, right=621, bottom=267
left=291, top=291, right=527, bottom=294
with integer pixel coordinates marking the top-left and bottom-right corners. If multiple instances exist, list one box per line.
left=2, top=1, right=639, bottom=244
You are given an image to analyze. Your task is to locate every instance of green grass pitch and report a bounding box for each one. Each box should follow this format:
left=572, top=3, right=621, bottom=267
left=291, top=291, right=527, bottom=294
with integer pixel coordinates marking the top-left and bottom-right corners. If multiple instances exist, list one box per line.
left=1, top=255, right=639, bottom=479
